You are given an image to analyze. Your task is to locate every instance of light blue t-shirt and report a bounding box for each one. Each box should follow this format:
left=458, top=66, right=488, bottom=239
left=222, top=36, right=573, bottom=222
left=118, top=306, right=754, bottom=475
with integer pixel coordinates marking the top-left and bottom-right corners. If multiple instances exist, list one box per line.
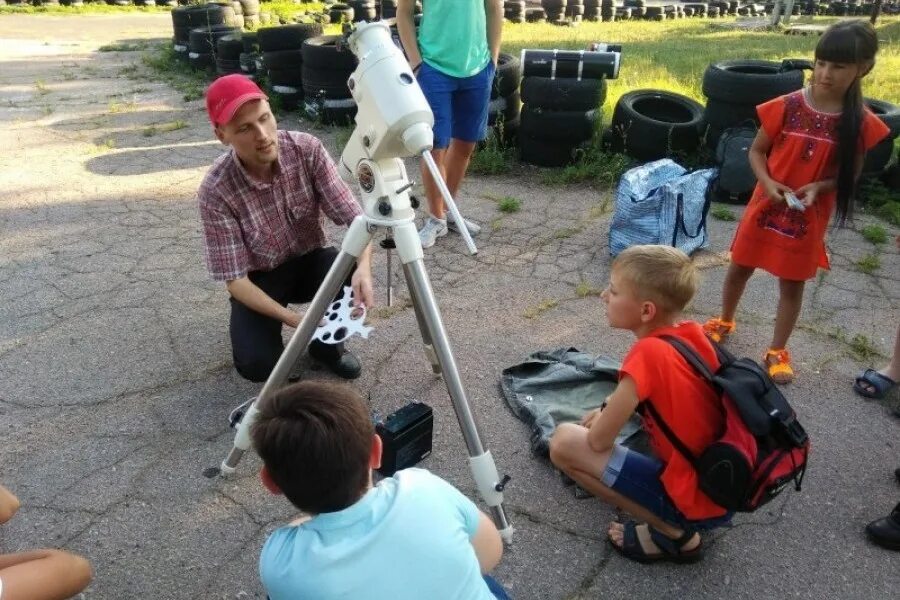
left=259, top=468, right=496, bottom=600
left=418, top=0, right=491, bottom=78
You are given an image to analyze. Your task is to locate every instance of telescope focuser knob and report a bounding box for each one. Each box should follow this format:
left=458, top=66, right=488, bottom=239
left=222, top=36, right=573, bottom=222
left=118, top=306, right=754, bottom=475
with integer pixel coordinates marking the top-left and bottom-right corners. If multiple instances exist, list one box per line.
left=494, top=475, right=511, bottom=492
left=409, top=195, right=420, bottom=210
left=377, top=200, right=392, bottom=216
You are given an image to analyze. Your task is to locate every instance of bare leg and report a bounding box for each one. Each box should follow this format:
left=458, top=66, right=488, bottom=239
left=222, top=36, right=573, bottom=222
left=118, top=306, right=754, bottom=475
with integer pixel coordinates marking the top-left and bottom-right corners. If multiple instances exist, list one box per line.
left=0, top=549, right=92, bottom=600
left=421, top=140, right=477, bottom=220
left=721, top=263, right=756, bottom=322
left=549, top=423, right=699, bottom=552
left=421, top=148, right=448, bottom=219
left=771, top=278, right=806, bottom=350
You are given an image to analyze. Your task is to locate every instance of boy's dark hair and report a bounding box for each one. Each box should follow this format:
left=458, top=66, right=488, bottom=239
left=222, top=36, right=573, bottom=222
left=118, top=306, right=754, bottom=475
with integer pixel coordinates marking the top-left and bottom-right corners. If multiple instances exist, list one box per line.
left=251, top=381, right=374, bottom=514
left=815, top=19, right=878, bottom=227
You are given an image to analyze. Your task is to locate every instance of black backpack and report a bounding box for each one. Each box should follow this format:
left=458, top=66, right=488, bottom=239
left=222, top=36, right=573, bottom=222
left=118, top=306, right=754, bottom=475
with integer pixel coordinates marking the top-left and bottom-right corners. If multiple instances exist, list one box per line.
left=638, top=336, right=810, bottom=512
left=708, top=125, right=757, bottom=205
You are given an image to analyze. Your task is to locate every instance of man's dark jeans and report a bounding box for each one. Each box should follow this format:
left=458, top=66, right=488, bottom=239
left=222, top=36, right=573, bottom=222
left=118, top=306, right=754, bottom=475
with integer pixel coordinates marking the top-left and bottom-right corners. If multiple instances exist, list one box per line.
left=229, top=246, right=351, bottom=382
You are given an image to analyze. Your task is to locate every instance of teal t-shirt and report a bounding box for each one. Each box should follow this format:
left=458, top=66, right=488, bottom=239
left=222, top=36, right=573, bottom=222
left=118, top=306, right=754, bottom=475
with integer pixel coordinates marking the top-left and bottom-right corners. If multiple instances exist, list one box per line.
left=418, top=0, right=491, bottom=78
left=259, top=468, right=496, bottom=600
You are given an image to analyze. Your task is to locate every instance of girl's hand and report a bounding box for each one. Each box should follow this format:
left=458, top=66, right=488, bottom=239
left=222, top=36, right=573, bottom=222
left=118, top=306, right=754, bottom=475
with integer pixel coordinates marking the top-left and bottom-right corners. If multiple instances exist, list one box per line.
left=763, top=178, right=793, bottom=203
left=795, top=182, right=820, bottom=207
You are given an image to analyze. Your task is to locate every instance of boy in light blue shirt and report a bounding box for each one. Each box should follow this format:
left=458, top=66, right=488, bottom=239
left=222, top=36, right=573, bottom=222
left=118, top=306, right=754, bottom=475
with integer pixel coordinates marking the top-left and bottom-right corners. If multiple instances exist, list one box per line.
left=251, top=381, right=510, bottom=600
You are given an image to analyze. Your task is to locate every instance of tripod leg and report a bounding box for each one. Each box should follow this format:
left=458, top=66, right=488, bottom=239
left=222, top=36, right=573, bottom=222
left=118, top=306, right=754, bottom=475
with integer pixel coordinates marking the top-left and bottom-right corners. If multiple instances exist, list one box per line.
left=402, top=263, right=442, bottom=376
left=394, top=223, right=512, bottom=542
left=220, top=216, right=373, bottom=474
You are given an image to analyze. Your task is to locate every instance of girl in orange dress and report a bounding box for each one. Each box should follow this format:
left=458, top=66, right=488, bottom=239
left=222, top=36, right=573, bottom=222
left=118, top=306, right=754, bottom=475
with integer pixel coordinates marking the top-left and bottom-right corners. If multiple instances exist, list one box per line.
left=703, top=20, right=890, bottom=384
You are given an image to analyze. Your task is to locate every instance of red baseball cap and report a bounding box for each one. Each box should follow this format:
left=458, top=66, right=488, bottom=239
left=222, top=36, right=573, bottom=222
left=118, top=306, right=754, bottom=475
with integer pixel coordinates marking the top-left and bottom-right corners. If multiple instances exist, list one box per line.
left=205, top=74, right=268, bottom=127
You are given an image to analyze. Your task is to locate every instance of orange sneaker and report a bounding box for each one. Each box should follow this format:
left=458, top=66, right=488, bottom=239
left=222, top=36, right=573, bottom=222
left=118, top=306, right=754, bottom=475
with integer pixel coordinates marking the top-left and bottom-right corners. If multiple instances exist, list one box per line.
left=702, top=317, right=735, bottom=343
left=764, top=348, right=794, bottom=384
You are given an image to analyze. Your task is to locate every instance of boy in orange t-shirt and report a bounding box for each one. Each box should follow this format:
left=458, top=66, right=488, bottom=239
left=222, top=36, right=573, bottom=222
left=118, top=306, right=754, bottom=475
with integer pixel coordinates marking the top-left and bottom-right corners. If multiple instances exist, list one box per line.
left=550, top=245, right=732, bottom=564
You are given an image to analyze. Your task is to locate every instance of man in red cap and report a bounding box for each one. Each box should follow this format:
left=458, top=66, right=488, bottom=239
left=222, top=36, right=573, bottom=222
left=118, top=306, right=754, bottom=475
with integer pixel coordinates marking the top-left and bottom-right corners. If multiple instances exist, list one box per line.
left=198, top=74, right=374, bottom=382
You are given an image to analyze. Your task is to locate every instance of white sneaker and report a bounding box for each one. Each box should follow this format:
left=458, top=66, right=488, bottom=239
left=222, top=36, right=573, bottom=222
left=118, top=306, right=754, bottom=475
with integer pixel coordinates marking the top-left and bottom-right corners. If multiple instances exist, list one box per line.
left=446, top=214, right=482, bottom=236
left=418, top=216, right=448, bottom=248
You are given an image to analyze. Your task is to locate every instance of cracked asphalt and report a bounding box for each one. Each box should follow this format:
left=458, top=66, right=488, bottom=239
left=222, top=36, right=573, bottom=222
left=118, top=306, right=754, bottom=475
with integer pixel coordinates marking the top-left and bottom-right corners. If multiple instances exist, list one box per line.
left=1, top=13, right=898, bottom=600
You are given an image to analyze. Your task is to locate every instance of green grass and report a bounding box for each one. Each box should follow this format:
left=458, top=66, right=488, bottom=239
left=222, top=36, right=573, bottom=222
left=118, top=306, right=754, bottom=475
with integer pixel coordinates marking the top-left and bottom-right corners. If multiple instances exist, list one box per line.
left=849, top=333, right=880, bottom=361
left=541, top=146, right=631, bottom=186
left=710, top=205, right=737, bottom=221
left=141, top=44, right=207, bottom=102
left=856, top=253, right=881, bottom=274
left=575, top=281, right=603, bottom=298
left=859, top=178, right=900, bottom=227
left=861, top=224, right=888, bottom=245
left=142, top=119, right=187, bottom=137
left=497, top=196, right=521, bottom=213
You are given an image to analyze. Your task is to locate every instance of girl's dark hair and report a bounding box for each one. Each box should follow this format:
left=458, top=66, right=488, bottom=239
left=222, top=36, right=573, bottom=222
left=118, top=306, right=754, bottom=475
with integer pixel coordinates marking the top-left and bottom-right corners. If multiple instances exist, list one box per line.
left=814, top=20, right=878, bottom=226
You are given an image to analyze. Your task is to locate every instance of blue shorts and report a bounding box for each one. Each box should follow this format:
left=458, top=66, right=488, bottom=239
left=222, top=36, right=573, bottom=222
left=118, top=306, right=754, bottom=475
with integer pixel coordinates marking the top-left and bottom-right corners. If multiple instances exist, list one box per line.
left=601, top=444, right=733, bottom=531
left=417, top=60, right=494, bottom=149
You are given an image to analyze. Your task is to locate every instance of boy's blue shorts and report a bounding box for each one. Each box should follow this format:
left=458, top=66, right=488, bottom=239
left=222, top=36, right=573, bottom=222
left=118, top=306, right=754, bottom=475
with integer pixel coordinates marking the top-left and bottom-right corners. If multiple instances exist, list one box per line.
left=601, top=444, right=733, bottom=531
left=416, top=60, right=495, bottom=149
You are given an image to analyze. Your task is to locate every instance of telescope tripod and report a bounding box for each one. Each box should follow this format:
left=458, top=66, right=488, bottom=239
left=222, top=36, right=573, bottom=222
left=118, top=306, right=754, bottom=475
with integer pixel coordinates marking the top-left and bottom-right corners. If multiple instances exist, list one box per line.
left=219, top=153, right=513, bottom=543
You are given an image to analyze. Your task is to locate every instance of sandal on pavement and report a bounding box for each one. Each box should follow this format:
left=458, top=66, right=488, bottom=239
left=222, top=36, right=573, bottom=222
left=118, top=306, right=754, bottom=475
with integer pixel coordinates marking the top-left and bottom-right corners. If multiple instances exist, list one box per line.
left=865, top=502, right=900, bottom=552
left=702, top=317, right=735, bottom=343
left=853, top=369, right=898, bottom=400
left=764, top=348, right=794, bottom=384
left=609, top=521, right=704, bottom=564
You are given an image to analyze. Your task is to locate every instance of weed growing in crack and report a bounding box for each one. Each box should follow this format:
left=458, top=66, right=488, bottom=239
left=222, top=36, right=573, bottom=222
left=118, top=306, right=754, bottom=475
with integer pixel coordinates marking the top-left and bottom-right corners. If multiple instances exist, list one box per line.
left=856, top=254, right=880, bottom=274
left=861, top=224, right=887, bottom=245
left=108, top=99, right=137, bottom=114
left=141, top=45, right=206, bottom=103
left=142, top=120, right=188, bottom=137
left=553, top=227, right=582, bottom=240
left=523, top=299, right=559, bottom=319
left=497, top=196, right=521, bottom=213
left=34, top=80, right=50, bottom=95
left=575, top=281, right=603, bottom=298
left=89, top=138, right=116, bottom=154
left=849, top=334, right=880, bottom=361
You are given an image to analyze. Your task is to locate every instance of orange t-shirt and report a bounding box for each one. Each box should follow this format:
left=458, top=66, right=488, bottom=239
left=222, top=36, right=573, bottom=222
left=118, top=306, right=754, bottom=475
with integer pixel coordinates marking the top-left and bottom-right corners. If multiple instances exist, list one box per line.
left=620, top=322, right=727, bottom=520
left=730, top=89, right=890, bottom=281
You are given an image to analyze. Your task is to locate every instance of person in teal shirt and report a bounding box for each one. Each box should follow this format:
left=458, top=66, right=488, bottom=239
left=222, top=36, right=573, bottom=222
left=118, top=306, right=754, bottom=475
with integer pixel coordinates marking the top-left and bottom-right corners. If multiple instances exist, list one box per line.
left=397, top=0, right=504, bottom=248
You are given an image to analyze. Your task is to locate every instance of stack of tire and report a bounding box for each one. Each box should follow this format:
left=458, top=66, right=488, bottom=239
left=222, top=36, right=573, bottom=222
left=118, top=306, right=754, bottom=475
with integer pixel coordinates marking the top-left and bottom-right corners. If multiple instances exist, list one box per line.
left=238, top=0, right=260, bottom=29
left=380, top=0, right=398, bottom=19
left=348, top=0, right=377, bottom=21
left=607, top=90, right=704, bottom=160
left=172, top=4, right=226, bottom=63
left=862, top=98, right=900, bottom=176
left=189, top=24, right=240, bottom=73
left=302, top=35, right=359, bottom=126
left=586, top=0, right=615, bottom=20
left=487, top=53, right=522, bottom=145
left=683, top=3, right=708, bottom=17
left=566, top=0, right=585, bottom=20
left=518, top=49, right=613, bottom=167
left=701, top=59, right=811, bottom=150
left=541, top=0, right=568, bottom=23
left=239, top=32, right=260, bottom=78
left=504, top=0, right=526, bottom=22
left=258, top=24, right=323, bottom=111
left=216, top=34, right=244, bottom=76
left=624, top=0, right=647, bottom=18
left=526, top=6, right=547, bottom=21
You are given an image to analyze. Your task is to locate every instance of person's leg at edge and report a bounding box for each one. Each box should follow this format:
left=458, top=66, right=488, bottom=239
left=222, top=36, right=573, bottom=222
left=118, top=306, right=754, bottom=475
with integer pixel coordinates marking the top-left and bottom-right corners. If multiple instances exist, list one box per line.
left=421, top=147, right=449, bottom=218
left=857, top=326, right=900, bottom=396
left=721, top=262, right=755, bottom=322
left=548, top=423, right=700, bottom=554
left=0, top=549, right=92, bottom=600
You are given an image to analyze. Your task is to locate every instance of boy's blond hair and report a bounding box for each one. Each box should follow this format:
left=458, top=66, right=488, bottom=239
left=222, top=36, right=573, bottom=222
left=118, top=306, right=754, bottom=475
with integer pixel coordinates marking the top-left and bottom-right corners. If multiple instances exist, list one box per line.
left=612, top=245, right=697, bottom=315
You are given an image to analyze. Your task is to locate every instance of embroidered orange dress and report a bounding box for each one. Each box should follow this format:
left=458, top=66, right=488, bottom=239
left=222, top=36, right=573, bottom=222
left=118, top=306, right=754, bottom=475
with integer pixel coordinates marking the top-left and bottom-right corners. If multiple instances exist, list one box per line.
left=730, top=89, right=890, bottom=281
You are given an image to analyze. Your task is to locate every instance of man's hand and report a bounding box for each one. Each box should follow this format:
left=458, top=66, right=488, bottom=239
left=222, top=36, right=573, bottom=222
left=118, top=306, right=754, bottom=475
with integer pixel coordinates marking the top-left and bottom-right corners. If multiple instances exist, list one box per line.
left=762, top=178, right=793, bottom=204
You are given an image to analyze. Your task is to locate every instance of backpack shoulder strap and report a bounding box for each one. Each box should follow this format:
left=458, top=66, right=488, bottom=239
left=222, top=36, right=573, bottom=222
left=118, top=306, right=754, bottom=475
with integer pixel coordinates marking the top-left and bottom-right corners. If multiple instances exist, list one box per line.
left=639, top=400, right=698, bottom=465
left=658, top=335, right=716, bottom=382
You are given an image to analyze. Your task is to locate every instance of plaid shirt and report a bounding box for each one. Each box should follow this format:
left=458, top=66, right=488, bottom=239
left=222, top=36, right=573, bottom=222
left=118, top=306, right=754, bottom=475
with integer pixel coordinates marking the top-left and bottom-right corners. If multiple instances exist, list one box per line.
left=198, top=130, right=362, bottom=281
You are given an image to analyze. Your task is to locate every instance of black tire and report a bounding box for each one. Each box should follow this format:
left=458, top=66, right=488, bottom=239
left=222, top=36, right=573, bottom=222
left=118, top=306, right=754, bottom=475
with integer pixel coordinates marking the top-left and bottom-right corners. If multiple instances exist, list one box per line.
left=189, top=52, right=214, bottom=72
left=862, top=98, right=900, bottom=174
left=488, top=91, right=521, bottom=126
left=217, top=35, right=243, bottom=60
left=525, top=7, right=547, bottom=21
left=257, top=24, right=324, bottom=52
left=645, top=5, right=663, bottom=17
left=241, top=32, right=258, bottom=53
left=263, top=49, right=304, bottom=70
left=187, top=4, right=227, bottom=27
left=268, top=68, right=304, bottom=89
left=302, top=66, right=353, bottom=99
left=521, top=77, right=607, bottom=111
left=520, top=106, right=598, bottom=143
left=519, top=135, right=581, bottom=167
left=302, top=35, right=359, bottom=71
left=189, top=25, right=240, bottom=55
left=702, top=98, right=759, bottom=150
left=329, top=3, right=355, bottom=23
left=703, top=59, right=805, bottom=105
left=609, top=89, right=705, bottom=160
left=491, top=52, right=522, bottom=100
